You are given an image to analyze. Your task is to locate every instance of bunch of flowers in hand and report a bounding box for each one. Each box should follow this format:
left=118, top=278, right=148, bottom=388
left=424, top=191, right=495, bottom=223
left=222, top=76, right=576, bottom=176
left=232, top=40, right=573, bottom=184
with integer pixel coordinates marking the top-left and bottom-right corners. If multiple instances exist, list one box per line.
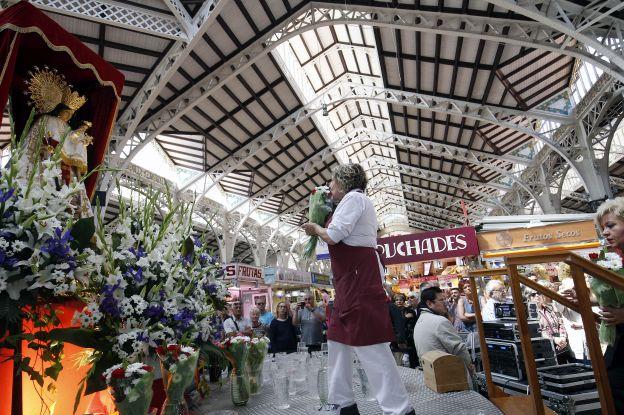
left=247, top=336, right=269, bottom=394
left=0, top=114, right=97, bottom=389
left=587, top=249, right=624, bottom=345
left=303, top=186, right=332, bottom=259
left=156, top=344, right=200, bottom=415
left=103, top=363, right=154, bottom=415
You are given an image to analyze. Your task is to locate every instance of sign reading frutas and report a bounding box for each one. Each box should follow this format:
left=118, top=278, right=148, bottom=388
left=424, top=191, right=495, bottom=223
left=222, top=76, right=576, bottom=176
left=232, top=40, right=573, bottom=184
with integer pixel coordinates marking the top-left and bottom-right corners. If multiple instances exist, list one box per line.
left=377, top=227, right=479, bottom=265
left=225, top=263, right=264, bottom=281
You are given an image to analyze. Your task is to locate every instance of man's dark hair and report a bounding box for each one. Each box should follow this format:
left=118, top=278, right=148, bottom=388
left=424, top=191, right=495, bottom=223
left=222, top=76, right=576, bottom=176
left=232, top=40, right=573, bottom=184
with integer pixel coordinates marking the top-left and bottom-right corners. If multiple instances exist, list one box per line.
left=419, top=287, right=443, bottom=308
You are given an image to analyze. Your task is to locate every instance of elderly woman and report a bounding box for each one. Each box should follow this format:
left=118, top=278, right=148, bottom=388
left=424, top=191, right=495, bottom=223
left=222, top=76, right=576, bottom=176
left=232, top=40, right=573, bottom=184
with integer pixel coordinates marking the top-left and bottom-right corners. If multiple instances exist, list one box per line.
left=303, top=164, right=414, bottom=415
left=249, top=307, right=268, bottom=338
left=592, top=198, right=624, bottom=411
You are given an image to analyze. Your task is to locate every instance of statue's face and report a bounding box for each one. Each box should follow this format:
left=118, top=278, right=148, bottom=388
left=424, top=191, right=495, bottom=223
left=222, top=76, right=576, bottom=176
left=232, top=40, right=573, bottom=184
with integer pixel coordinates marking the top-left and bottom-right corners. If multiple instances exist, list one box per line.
left=59, top=109, right=75, bottom=122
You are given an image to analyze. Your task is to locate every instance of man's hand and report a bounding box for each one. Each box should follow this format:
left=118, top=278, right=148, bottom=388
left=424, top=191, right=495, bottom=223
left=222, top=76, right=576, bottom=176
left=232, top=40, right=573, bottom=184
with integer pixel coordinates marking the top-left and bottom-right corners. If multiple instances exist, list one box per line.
left=555, top=337, right=568, bottom=349
left=302, top=222, right=319, bottom=236
left=600, top=306, right=624, bottom=326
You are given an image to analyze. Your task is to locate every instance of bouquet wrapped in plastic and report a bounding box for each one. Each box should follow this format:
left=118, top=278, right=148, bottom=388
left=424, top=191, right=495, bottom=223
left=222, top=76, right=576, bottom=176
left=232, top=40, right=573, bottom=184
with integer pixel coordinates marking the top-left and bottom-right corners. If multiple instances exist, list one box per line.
left=303, top=186, right=332, bottom=259
left=219, top=336, right=251, bottom=405
left=588, top=250, right=624, bottom=345
left=103, top=363, right=154, bottom=415
left=156, top=345, right=200, bottom=415
left=247, top=336, right=269, bottom=394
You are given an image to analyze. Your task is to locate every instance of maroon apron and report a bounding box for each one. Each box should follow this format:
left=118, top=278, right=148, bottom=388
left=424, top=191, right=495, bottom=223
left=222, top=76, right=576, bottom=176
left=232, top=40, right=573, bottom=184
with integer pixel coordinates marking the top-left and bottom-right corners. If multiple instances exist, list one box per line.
left=327, top=242, right=394, bottom=346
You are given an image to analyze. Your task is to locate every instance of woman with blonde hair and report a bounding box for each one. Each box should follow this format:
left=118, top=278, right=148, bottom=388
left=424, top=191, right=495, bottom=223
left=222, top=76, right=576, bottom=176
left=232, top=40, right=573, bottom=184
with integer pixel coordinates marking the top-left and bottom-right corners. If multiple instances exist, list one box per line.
left=564, top=197, right=624, bottom=412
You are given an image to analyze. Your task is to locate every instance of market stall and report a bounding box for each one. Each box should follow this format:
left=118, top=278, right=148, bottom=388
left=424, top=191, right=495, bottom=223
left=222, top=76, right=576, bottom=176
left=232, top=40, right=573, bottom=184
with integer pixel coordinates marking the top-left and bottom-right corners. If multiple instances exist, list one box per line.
left=225, top=263, right=270, bottom=318
left=377, top=226, right=480, bottom=295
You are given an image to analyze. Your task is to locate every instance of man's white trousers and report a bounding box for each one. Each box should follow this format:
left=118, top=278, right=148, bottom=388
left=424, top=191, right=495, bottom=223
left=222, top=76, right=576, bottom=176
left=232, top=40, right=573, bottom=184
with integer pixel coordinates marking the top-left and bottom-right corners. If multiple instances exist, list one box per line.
left=328, top=340, right=412, bottom=415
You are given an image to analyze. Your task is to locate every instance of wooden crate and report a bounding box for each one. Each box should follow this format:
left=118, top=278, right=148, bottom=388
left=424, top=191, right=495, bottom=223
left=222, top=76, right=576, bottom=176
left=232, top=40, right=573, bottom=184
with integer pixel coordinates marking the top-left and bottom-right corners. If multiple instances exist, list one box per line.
left=421, top=350, right=469, bottom=393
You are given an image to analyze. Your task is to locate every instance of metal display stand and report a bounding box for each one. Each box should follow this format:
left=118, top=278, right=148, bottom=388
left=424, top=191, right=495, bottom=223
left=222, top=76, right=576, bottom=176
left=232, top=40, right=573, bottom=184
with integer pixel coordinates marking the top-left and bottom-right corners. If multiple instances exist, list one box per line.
left=469, top=252, right=623, bottom=415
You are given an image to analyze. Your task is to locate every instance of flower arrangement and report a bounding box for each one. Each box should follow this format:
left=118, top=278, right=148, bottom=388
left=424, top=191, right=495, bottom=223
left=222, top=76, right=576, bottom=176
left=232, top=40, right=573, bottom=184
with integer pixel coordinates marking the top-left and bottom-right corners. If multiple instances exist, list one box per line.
left=219, top=335, right=251, bottom=372
left=0, top=113, right=97, bottom=394
left=48, top=188, right=228, bottom=397
left=156, top=344, right=200, bottom=415
left=103, top=362, right=154, bottom=415
left=303, top=186, right=332, bottom=259
left=587, top=249, right=624, bottom=345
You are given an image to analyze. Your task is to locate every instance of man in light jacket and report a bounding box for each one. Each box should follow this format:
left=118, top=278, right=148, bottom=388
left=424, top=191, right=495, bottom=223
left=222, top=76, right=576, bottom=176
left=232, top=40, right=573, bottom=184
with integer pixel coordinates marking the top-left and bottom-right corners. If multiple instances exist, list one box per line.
left=413, top=287, right=474, bottom=374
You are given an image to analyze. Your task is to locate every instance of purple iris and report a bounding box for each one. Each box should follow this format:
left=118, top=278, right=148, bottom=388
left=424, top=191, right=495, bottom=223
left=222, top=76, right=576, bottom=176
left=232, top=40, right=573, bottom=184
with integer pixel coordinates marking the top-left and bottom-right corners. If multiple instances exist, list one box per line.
left=125, top=266, right=144, bottom=283
left=204, top=283, right=218, bottom=295
left=145, top=304, right=164, bottom=320
left=40, top=228, right=76, bottom=269
left=41, top=228, right=73, bottom=257
left=0, top=249, right=17, bottom=267
left=99, top=284, right=122, bottom=317
left=181, top=254, right=192, bottom=266
left=136, top=331, right=150, bottom=343
left=129, top=246, right=146, bottom=259
left=0, top=188, right=15, bottom=203
left=173, top=308, right=195, bottom=329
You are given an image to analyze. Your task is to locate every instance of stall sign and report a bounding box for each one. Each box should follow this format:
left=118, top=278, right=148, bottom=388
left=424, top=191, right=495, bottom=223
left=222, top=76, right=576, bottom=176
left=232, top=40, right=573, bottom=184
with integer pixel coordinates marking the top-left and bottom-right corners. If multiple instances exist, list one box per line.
left=311, top=272, right=332, bottom=286
left=224, top=263, right=264, bottom=282
left=477, top=220, right=599, bottom=252
left=377, top=227, right=479, bottom=265
left=264, top=267, right=277, bottom=285
left=270, top=267, right=312, bottom=284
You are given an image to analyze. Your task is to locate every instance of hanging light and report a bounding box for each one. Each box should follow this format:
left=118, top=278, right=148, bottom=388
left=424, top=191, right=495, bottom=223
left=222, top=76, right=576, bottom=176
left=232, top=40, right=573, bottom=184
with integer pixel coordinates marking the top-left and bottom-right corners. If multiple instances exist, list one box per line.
left=322, top=103, right=328, bottom=116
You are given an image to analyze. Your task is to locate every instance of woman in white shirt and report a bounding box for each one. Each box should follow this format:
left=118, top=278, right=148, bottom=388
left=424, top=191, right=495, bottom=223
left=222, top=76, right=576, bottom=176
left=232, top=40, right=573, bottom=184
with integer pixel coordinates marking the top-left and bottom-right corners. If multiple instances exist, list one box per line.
left=303, top=164, right=414, bottom=415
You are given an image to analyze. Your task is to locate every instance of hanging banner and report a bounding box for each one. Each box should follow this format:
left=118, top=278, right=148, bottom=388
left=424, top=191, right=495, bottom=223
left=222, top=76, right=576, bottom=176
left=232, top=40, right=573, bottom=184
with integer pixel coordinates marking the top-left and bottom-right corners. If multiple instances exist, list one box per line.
left=265, top=266, right=312, bottom=285
left=377, top=227, right=479, bottom=266
left=224, top=263, right=264, bottom=282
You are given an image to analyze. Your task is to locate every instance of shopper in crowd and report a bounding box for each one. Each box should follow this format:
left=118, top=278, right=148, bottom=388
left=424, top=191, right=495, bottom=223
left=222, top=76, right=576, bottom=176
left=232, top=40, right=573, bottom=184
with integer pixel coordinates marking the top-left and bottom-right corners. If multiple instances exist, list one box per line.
left=223, top=299, right=252, bottom=337
left=256, top=298, right=274, bottom=326
left=446, top=287, right=461, bottom=326
left=482, top=280, right=507, bottom=321
left=268, top=301, right=298, bottom=354
left=292, top=291, right=326, bottom=352
left=389, top=293, right=408, bottom=365
left=413, top=287, right=474, bottom=376
left=407, top=292, right=419, bottom=310
left=403, top=293, right=418, bottom=368
left=555, top=275, right=588, bottom=364
left=249, top=307, right=268, bottom=338
left=303, top=163, right=415, bottom=415
left=455, top=283, right=476, bottom=333
left=536, top=280, right=571, bottom=364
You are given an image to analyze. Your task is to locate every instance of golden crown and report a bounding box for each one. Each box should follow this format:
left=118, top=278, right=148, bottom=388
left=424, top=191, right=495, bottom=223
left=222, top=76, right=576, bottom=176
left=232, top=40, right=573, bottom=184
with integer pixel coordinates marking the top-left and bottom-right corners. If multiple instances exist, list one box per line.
left=25, top=66, right=87, bottom=114
left=62, top=87, right=87, bottom=111
left=25, top=66, right=67, bottom=114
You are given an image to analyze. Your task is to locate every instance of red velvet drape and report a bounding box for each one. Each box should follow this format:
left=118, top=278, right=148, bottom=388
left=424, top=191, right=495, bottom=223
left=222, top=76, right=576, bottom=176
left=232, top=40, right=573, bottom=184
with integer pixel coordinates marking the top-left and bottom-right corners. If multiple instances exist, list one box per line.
left=0, top=1, right=124, bottom=196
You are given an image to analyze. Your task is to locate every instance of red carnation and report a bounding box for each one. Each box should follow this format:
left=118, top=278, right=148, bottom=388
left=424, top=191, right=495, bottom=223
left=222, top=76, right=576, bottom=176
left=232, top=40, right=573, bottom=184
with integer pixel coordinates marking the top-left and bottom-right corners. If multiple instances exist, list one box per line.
left=111, top=368, right=126, bottom=379
left=312, top=188, right=317, bottom=194
left=156, top=346, right=166, bottom=355
left=589, top=253, right=599, bottom=260
left=142, top=365, right=153, bottom=372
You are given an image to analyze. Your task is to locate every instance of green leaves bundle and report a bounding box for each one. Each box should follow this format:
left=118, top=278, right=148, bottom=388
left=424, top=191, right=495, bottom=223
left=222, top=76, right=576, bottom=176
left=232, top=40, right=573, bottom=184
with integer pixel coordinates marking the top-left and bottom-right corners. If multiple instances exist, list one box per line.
left=303, top=186, right=332, bottom=259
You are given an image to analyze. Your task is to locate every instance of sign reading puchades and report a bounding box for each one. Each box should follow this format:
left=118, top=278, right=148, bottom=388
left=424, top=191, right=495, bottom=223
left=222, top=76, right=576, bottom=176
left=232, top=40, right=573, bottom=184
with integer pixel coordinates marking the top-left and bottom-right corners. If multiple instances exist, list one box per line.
left=224, top=263, right=264, bottom=282
left=377, top=227, right=479, bottom=265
